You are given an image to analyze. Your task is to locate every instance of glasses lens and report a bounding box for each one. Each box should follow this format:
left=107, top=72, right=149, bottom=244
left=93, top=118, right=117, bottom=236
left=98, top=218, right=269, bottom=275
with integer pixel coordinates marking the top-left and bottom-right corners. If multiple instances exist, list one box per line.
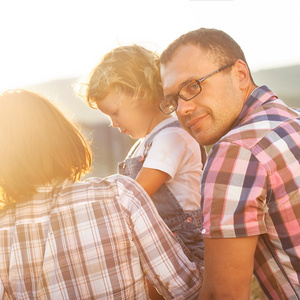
left=159, top=97, right=177, bottom=115
left=179, top=80, right=201, bottom=101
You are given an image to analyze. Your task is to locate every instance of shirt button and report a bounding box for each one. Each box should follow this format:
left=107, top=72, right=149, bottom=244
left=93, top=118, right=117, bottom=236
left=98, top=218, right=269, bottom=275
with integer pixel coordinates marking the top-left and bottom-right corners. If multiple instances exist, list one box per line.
left=186, top=217, right=193, bottom=223
left=201, top=229, right=206, bottom=234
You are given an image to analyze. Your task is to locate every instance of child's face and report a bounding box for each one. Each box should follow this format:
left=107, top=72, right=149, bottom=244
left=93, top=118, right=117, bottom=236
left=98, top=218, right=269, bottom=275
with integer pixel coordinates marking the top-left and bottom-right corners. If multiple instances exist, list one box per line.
left=97, top=91, right=157, bottom=139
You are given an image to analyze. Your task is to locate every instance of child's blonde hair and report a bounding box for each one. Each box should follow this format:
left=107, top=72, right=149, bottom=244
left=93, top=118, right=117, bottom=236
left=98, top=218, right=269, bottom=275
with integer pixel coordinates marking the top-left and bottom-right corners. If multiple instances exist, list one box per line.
left=81, top=44, right=163, bottom=109
left=0, top=90, right=92, bottom=206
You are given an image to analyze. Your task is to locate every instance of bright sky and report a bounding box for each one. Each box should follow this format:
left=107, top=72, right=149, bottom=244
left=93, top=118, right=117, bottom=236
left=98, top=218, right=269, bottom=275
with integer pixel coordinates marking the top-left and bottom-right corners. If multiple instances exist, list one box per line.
left=1, top=0, right=300, bottom=91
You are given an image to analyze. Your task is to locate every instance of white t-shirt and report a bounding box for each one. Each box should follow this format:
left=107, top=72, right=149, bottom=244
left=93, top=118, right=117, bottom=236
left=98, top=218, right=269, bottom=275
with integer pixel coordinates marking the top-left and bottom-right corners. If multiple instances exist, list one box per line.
left=127, top=118, right=203, bottom=211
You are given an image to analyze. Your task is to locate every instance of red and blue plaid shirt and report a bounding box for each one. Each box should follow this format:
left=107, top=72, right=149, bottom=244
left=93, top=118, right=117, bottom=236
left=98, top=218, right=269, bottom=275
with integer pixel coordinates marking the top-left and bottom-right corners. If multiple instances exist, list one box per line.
left=201, top=85, right=300, bottom=299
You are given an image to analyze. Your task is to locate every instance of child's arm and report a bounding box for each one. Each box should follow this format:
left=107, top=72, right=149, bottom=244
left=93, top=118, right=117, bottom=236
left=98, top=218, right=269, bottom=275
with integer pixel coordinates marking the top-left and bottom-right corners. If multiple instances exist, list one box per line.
left=135, top=167, right=170, bottom=197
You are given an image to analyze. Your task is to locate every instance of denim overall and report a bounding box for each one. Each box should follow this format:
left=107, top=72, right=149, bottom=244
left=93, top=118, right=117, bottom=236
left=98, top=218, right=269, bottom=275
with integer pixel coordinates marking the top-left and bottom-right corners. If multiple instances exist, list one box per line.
left=118, top=120, right=204, bottom=264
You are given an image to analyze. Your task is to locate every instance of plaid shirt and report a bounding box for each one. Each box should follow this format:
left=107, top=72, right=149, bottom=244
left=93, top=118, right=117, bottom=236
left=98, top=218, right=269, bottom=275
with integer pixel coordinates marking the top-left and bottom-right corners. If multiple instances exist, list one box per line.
left=0, top=175, right=202, bottom=299
left=201, top=86, right=300, bottom=299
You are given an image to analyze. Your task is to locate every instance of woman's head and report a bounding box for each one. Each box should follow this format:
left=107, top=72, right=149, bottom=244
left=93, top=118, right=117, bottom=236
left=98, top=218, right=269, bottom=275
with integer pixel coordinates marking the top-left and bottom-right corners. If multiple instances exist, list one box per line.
left=0, top=90, right=92, bottom=206
left=82, top=44, right=163, bottom=109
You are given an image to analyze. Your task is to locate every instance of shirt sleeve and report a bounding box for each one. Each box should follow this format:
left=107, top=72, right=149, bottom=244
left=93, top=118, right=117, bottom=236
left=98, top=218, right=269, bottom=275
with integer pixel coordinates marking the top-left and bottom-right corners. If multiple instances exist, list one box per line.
left=201, top=142, right=268, bottom=239
left=116, top=176, right=203, bottom=299
left=143, top=128, right=195, bottom=179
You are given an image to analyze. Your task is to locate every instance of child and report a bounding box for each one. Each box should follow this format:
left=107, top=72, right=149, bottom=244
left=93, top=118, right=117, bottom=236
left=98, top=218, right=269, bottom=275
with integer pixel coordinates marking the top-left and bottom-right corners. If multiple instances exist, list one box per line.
left=80, top=45, right=205, bottom=264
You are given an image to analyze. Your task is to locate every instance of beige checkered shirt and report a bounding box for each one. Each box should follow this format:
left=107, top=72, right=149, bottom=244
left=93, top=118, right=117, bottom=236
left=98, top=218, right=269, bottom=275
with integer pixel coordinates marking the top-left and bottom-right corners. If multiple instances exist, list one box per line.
left=0, top=175, right=202, bottom=299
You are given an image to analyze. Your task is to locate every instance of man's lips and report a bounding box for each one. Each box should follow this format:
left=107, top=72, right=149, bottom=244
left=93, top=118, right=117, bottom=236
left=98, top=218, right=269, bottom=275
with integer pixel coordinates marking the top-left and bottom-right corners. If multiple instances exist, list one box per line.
left=186, top=114, right=208, bottom=129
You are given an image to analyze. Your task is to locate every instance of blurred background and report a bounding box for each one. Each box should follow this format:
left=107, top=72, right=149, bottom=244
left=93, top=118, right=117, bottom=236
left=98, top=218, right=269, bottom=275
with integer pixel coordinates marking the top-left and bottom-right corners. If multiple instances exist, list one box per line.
left=1, top=0, right=300, bottom=178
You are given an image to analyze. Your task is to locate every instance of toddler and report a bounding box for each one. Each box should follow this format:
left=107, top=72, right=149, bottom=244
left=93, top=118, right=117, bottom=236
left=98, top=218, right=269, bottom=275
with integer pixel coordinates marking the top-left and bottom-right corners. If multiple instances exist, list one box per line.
left=79, top=45, right=206, bottom=263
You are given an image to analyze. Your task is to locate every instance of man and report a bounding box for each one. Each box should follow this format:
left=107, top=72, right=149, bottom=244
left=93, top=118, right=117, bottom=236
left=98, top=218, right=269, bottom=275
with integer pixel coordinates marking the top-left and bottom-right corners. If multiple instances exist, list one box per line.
left=0, top=89, right=202, bottom=299
left=159, top=28, right=300, bottom=299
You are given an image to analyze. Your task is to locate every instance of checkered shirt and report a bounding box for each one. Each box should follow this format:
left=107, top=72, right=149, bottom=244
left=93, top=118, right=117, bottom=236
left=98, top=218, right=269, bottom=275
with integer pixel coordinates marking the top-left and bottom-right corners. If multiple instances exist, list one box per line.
left=201, top=86, right=300, bottom=299
left=0, top=175, right=202, bottom=299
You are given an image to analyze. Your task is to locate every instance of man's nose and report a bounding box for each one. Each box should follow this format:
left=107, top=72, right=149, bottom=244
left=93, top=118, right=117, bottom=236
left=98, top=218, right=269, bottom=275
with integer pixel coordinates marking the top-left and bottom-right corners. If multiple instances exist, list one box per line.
left=176, top=98, right=196, bottom=116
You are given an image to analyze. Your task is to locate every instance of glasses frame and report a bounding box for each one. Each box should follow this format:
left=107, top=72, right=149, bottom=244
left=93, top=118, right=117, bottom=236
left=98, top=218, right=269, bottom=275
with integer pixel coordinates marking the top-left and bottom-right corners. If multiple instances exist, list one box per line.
left=159, top=62, right=235, bottom=115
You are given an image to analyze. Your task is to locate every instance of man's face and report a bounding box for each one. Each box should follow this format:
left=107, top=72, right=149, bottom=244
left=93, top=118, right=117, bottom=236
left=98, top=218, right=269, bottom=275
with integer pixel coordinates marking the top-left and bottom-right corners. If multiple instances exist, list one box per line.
left=161, top=44, right=244, bottom=146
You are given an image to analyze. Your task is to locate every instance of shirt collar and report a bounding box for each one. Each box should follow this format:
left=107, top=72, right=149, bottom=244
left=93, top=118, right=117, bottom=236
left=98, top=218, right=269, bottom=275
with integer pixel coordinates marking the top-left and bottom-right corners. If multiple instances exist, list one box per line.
left=35, top=178, right=70, bottom=192
left=231, top=85, right=278, bottom=129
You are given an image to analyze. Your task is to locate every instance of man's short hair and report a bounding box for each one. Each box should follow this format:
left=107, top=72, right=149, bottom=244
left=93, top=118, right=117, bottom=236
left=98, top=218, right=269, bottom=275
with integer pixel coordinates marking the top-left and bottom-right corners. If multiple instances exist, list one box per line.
left=161, top=28, right=249, bottom=72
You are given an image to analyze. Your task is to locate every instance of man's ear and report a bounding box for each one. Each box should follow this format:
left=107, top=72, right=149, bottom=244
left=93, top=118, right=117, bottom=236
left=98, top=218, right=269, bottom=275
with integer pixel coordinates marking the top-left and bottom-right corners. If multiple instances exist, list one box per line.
left=233, top=59, right=251, bottom=89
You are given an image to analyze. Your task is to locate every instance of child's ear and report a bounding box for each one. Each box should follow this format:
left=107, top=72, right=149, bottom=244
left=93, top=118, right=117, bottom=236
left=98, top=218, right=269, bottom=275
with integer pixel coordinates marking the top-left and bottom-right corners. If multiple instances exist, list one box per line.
left=233, top=59, right=251, bottom=89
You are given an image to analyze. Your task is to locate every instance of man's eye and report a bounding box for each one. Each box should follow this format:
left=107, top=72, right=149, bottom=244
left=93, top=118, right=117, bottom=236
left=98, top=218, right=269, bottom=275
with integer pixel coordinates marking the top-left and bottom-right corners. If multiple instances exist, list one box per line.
left=187, top=82, right=199, bottom=94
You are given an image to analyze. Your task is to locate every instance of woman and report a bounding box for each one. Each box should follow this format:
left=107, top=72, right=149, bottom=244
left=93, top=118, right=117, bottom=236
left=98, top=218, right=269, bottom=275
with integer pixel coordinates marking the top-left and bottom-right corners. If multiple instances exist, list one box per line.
left=0, top=89, right=202, bottom=299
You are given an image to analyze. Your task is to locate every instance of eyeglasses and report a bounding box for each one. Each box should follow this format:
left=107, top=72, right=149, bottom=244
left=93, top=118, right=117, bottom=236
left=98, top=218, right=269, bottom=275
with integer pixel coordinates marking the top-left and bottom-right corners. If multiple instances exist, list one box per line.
left=159, top=62, right=235, bottom=115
